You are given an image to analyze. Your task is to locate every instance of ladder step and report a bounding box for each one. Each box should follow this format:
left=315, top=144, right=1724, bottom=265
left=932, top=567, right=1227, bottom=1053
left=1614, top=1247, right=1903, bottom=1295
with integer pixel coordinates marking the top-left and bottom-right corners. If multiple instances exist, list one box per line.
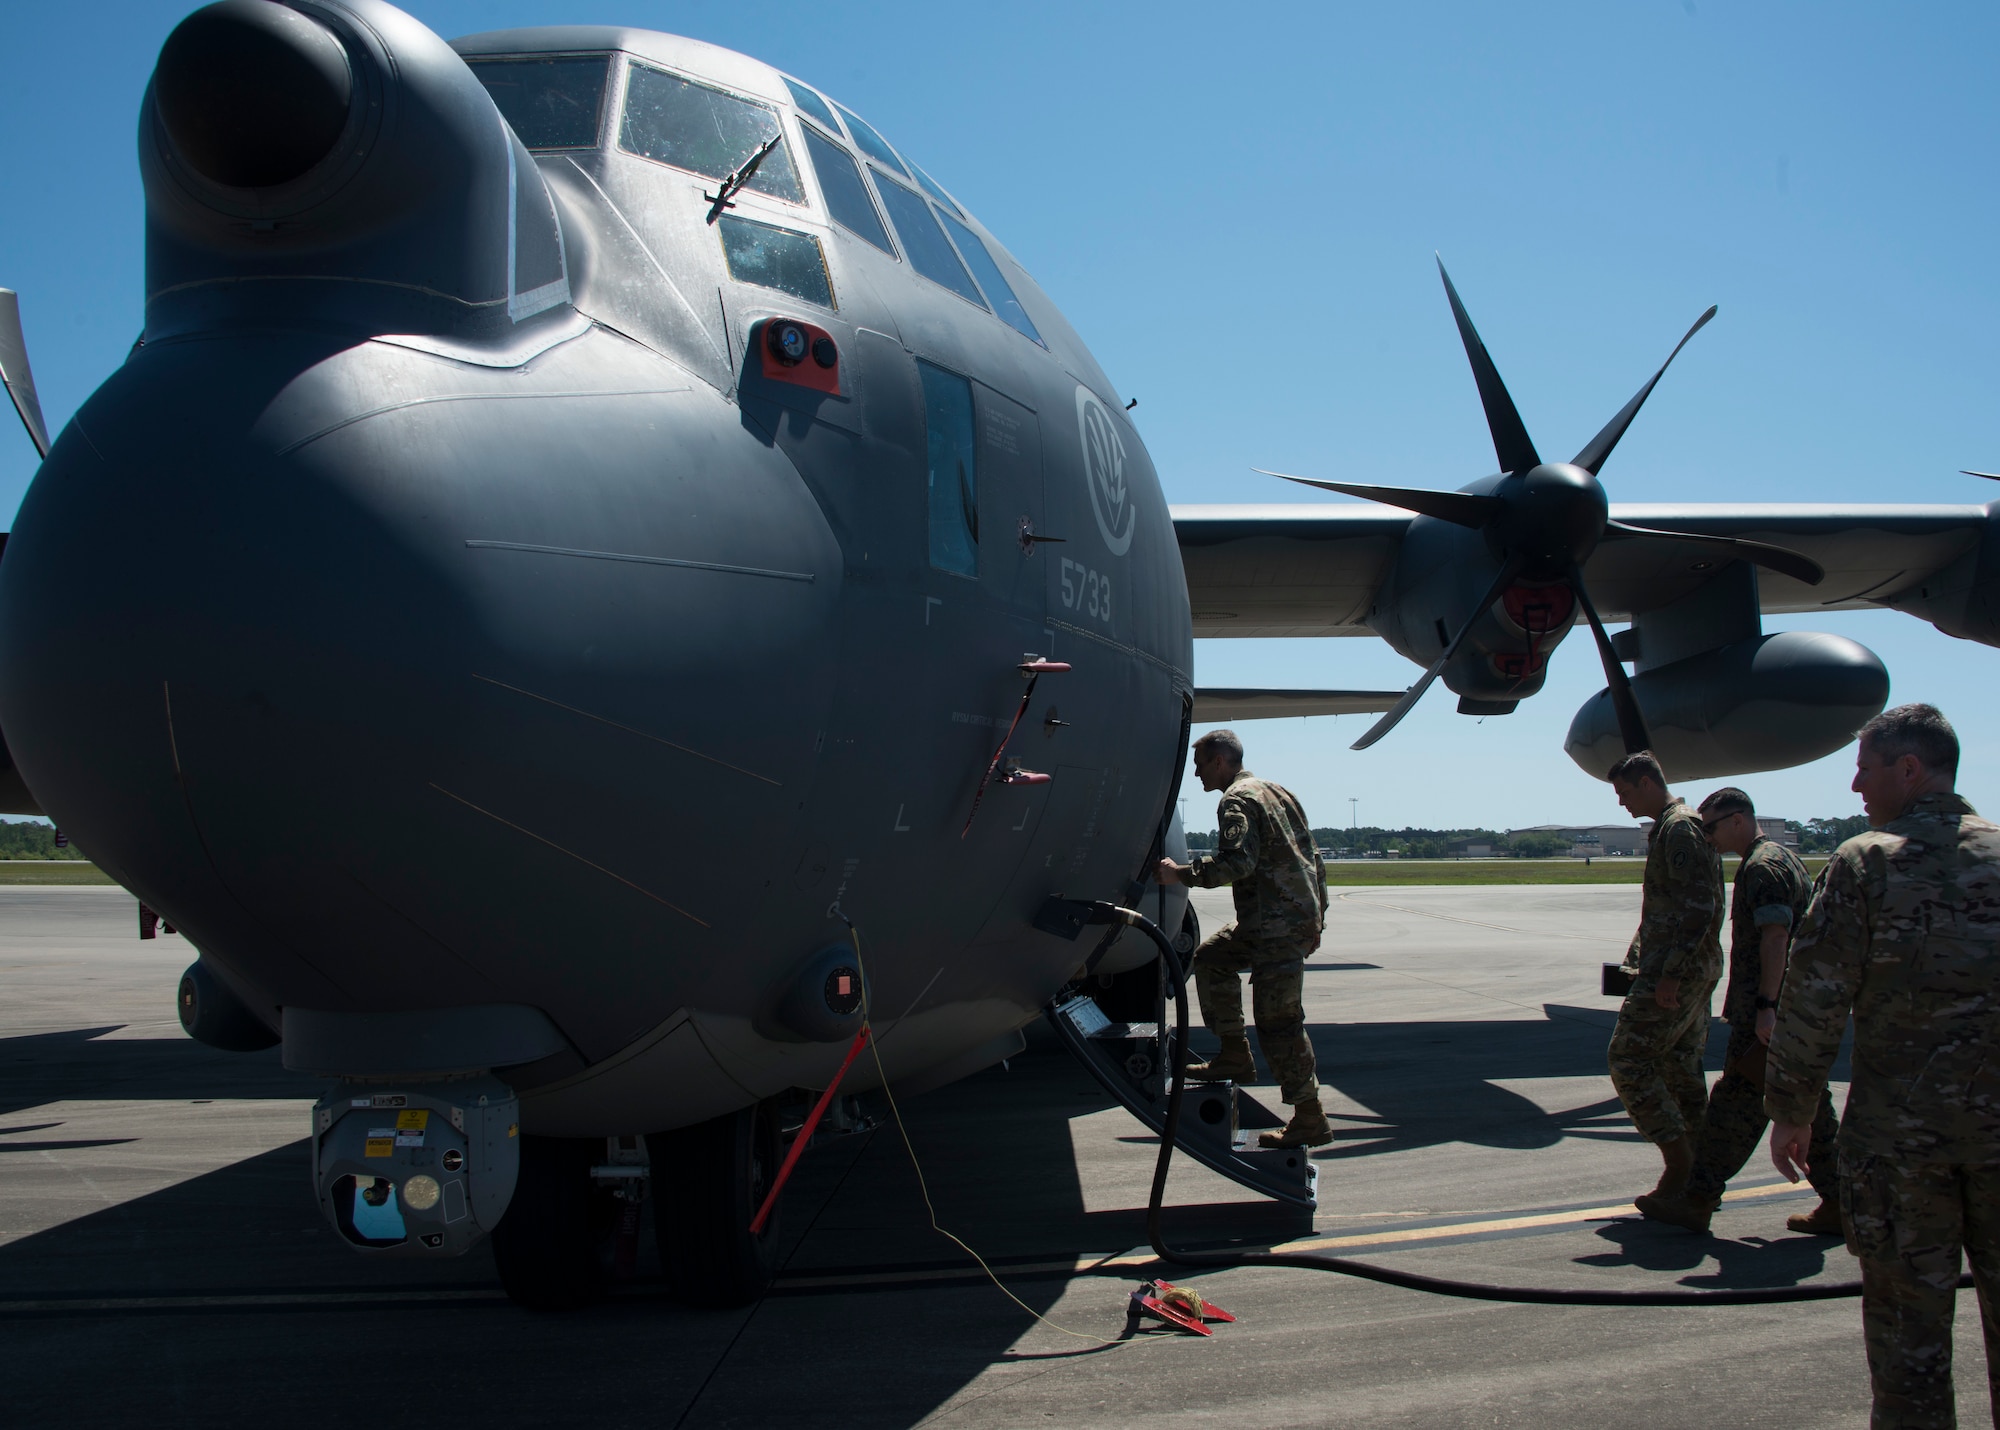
left=1046, top=993, right=1316, bottom=1208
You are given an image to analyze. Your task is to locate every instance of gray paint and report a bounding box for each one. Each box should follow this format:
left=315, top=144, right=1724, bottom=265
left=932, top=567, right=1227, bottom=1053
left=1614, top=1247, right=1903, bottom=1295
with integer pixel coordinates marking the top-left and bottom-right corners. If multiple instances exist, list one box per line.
left=0, top=1, right=1190, bottom=1145
left=283, top=1003, right=571, bottom=1076
left=0, top=0, right=1989, bottom=1179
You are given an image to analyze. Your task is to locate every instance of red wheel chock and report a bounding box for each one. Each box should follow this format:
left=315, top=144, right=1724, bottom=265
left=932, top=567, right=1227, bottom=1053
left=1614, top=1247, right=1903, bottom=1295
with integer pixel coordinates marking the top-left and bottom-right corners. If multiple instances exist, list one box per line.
left=1129, top=1278, right=1236, bottom=1336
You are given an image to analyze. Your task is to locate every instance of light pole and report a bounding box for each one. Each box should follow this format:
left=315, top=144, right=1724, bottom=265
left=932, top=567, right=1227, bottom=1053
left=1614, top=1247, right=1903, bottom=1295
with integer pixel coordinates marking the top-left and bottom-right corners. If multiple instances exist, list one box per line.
left=1349, top=797, right=1358, bottom=830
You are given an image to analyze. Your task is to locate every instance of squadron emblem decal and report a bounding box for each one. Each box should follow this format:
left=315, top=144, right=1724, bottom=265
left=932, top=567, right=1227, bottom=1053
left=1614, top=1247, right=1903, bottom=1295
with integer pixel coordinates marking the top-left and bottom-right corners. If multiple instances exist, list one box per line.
left=1075, top=385, right=1135, bottom=557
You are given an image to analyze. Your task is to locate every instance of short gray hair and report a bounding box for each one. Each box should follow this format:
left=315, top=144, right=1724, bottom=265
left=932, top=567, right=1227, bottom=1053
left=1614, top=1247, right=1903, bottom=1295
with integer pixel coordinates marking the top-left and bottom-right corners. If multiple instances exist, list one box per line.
left=1194, top=728, right=1243, bottom=763
left=1859, top=703, right=1959, bottom=777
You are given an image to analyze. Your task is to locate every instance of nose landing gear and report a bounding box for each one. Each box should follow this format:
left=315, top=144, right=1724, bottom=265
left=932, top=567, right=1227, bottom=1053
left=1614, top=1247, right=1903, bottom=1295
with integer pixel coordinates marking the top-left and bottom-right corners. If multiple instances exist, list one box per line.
left=649, top=1099, right=783, bottom=1308
left=484, top=1101, right=784, bottom=1311
left=489, top=1136, right=602, bottom=1311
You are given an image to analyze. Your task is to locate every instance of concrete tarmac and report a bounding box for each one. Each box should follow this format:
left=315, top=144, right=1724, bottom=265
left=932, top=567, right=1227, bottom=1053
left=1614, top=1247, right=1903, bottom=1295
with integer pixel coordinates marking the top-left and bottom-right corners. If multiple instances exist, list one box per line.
left=1, top=884, right=1991, bottom=1427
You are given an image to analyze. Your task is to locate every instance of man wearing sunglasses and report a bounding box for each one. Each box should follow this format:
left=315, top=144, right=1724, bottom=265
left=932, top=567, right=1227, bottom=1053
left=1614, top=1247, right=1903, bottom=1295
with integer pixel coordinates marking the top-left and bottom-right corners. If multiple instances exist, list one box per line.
left=1605, top=750, right=1725, bottom=1210
left=1638, top=786, right=1839, bottom=1235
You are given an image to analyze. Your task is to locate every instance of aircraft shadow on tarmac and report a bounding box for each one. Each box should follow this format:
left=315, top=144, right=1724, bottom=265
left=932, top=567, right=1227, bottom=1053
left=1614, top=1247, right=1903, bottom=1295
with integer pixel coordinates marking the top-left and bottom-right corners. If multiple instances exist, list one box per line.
left=0, top=1025, right=317, bottom=1116
left=1269, top=1004, right=1851, bottom=1161
left=0, top=1023, right=1284, bottom=1428
left=0, top=1010, right=1854, bottom=1425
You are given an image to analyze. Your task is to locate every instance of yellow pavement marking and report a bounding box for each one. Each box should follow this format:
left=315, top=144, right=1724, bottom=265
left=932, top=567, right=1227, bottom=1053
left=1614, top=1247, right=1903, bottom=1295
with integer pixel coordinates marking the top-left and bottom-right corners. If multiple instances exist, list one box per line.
left=776, top=1183, right=1824, bottom=1290
left=1276, top=1180, right=1812, bottom=1255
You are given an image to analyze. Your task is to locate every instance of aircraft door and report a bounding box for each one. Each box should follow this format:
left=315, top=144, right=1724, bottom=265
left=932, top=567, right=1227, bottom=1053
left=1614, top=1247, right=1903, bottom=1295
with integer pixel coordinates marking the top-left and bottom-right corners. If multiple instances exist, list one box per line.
left=970, top=382, right=1045, bottom=619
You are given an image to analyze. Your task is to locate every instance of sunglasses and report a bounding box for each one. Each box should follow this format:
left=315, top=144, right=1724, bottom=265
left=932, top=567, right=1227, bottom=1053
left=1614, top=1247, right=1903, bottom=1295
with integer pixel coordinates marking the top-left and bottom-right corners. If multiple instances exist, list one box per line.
left=1701, top=813, right=1741, bottom=835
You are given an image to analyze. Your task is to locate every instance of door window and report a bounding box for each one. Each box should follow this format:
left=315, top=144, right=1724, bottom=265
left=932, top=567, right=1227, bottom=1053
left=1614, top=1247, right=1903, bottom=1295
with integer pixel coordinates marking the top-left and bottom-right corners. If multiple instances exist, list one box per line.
left=920, top=362, right=978, bottom=577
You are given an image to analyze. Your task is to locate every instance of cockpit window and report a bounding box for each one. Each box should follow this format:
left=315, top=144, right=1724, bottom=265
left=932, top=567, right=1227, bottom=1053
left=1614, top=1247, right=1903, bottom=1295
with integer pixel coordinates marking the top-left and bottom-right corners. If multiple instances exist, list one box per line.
left=469, top=55, right=610, bottom=150
left=782, top=78, right=841, bottom=136
left=874, top=176, right=985, bottom=308
left=798, top=126, right=894, bottom=256
left=620, top=61, right=804, bottom=203
left=937, top=212, right=1043, bottom=346
left=833, top=104, right=908, bottom=177
left=911, top=166, right=963, bottom=220
left=717, top=215, right=834, bottom=309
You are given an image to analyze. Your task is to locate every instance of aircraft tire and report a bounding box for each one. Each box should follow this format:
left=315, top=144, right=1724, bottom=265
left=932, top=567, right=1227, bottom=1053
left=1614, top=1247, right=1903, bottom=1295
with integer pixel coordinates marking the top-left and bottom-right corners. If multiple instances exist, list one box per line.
left=176, top=960, right=280, bottom=1052
left=648, top=1100, right=781, bottom=1308
left=490, top=1135, right=601, bottom=1311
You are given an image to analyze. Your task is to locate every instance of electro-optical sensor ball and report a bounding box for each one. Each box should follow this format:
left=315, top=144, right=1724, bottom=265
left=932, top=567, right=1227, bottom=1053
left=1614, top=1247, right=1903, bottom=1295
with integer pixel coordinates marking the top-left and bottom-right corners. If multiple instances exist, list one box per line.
left=766, top=320, right=810, bottom=367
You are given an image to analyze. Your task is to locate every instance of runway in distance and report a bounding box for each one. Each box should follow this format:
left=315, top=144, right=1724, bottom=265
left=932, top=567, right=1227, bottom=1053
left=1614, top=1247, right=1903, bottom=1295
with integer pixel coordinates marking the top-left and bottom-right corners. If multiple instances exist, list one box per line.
left=0, top=0, right=1995, bottom=1308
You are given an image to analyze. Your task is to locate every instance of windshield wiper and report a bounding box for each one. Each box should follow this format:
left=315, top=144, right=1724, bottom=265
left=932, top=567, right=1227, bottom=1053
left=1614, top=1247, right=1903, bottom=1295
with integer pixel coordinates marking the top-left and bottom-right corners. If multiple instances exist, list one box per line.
left=704, top=132, right=784, bottom=224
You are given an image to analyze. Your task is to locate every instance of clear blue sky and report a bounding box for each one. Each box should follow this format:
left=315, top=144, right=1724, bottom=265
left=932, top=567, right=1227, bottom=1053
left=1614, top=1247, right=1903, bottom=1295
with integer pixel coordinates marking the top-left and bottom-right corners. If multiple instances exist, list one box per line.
left=2, top=2, right=1994, bottom=835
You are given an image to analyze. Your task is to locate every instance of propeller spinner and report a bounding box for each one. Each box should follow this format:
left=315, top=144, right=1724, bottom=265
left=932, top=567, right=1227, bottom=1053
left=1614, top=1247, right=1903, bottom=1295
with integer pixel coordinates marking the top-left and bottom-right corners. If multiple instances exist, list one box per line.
left=1263, top=260, right=1823, bottom=755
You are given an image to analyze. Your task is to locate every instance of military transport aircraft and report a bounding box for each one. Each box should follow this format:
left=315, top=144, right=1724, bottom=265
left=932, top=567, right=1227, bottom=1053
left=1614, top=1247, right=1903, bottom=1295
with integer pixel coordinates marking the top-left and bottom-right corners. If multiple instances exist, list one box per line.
left=0, top=0, right=1996, bottom=1311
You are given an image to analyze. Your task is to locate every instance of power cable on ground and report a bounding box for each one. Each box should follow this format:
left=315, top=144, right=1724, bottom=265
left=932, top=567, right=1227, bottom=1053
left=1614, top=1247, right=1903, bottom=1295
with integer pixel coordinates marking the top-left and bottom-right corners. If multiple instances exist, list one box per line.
left=1086, top=900, right=1974, bottom=1308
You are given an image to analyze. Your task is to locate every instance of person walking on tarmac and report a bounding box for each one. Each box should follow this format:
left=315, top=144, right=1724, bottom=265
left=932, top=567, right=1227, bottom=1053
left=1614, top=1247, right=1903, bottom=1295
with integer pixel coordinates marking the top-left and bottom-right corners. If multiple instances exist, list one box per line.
left=1766, top=704, right=2000, bottom=1428
left=1605, top=751, right=1725, bottom=1210
left=1156, top=729, right=1332, bottom=1149
left=1637, top=786, right=1841, bottom=1235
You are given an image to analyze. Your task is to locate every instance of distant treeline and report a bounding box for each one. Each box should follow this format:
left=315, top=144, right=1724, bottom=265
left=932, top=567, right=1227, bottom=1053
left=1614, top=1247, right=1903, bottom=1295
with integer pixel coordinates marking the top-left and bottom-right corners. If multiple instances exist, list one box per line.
left=1186, top=815, right=1878, bottom=859
left=0, top=819, right=89, bottom=860
left=1792, top=815, right=1872, bottom=852
left=1185, top=825, right=1509, bottom=859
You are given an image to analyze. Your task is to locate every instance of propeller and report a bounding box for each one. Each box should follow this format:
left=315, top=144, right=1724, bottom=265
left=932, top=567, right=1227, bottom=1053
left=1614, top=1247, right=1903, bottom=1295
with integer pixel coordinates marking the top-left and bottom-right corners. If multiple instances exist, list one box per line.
left=1349, top=556, right=1521, bottom=750
left=0, top=289, right=50, bottom=460
left=1270, top=259, right=1825, bottom=755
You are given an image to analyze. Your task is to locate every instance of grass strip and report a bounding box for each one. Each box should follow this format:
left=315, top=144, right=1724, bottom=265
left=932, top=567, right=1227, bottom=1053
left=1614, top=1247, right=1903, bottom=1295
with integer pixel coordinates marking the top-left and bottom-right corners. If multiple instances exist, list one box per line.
left=1325, top=857, right=1828, bottom=886
left=0, top=861, right=118, bottom=885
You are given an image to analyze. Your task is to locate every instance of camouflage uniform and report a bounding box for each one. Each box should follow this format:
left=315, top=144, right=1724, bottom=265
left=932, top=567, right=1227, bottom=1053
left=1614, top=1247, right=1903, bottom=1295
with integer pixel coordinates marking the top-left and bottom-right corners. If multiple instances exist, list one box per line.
left=1607, top=797, right=1725, bottom=1143
left=1188, top=770, right=1326, bottom=1104
left=1686, top=834, right=1841, bottom=1204
left=1766, top=792, right=2000, bottom=1429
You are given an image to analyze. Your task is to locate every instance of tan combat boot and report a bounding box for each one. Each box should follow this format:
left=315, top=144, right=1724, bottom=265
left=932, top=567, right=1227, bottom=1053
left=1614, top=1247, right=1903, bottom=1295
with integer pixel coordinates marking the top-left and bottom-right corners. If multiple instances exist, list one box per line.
left=1635, top=1190, right=1719, bottom=1233
left=1184, top=1035, right=1255, bottom=1084
left=1644, top=1134, right=1695, bottom=1202
left=1785, top=1198, right=1843, bottom=1236
left=1258, top=1096, right=1333, bottom=1149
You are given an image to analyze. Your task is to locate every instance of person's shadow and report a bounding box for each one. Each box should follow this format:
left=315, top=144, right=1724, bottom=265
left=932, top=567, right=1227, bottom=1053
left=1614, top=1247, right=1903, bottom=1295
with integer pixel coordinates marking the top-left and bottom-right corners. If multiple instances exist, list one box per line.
left=1576, top=1216, right=1838, bottom=1289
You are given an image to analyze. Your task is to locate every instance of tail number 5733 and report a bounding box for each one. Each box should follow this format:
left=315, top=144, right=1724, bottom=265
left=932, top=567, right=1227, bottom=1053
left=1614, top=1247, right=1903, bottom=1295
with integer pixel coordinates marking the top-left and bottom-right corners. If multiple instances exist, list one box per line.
left=1059, top=557, right=1112, bottom=623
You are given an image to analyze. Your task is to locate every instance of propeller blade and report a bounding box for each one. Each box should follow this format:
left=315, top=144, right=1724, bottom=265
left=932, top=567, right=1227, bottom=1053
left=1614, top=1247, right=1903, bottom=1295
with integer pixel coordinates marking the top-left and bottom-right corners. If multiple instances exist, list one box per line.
left=1568, top=568, right=1652, bottom=756
left=1351, top=558, right=1522, bottom=750
left=1257, top=469, right=1503, bottom=529
left=1568, top=306, right=1716, bottom=476
left=1963, top=470, right=2000, bottom=482
left=1602, top=519, right=1824, bottom=586
left=1436, top=258, right=1540, bottom=477
left=0, top=290, right=50, bottom=461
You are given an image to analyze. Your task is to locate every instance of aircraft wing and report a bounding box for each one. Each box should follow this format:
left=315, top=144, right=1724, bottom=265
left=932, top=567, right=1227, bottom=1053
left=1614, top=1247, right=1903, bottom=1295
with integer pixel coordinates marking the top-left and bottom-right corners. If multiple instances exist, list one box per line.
left=1173, top=505, right=1408, bottom=638
left=1174, top=501, right=1998, bottom=638
left=1191, top=688, right=1406, bottom=721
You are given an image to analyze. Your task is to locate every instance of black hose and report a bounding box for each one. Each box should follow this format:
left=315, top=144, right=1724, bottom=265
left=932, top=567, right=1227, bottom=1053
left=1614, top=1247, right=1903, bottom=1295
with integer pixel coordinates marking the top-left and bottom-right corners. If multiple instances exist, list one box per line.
left=1092, top=901, right=1909, bottom=1307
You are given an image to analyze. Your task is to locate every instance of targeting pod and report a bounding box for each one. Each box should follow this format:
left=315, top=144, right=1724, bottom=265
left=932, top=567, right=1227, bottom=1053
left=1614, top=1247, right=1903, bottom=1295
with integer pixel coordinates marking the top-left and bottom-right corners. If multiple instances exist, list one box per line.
left=312, top=1076, right=520, bottom=1256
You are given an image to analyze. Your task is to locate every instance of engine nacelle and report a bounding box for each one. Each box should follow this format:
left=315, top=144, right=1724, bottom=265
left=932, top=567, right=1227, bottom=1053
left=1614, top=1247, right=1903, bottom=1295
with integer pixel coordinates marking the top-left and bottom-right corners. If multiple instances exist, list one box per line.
left=1566, top=631, right=1889, bottom=781
left=1367, top=512, right=1576, bottom=709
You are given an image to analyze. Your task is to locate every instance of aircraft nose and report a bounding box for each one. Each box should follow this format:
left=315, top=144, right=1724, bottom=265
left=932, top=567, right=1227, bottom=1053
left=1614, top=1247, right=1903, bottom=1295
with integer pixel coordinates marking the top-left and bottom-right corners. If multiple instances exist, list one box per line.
left=0, top=329, right=846, bottom=1054
left=152, top=0, right=353, bottom=188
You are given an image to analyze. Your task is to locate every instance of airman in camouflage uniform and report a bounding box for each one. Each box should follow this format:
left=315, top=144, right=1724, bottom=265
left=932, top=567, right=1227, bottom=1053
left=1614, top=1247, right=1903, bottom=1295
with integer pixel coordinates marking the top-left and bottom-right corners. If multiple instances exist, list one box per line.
left=1766, top=705, right=2000, bottom=1429
left=1604, top=751, right=1725, bottom=1205
left=1638, top=786, right=1840, bottom=1234
left=1157, top=729, right=1330, bottom=1149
